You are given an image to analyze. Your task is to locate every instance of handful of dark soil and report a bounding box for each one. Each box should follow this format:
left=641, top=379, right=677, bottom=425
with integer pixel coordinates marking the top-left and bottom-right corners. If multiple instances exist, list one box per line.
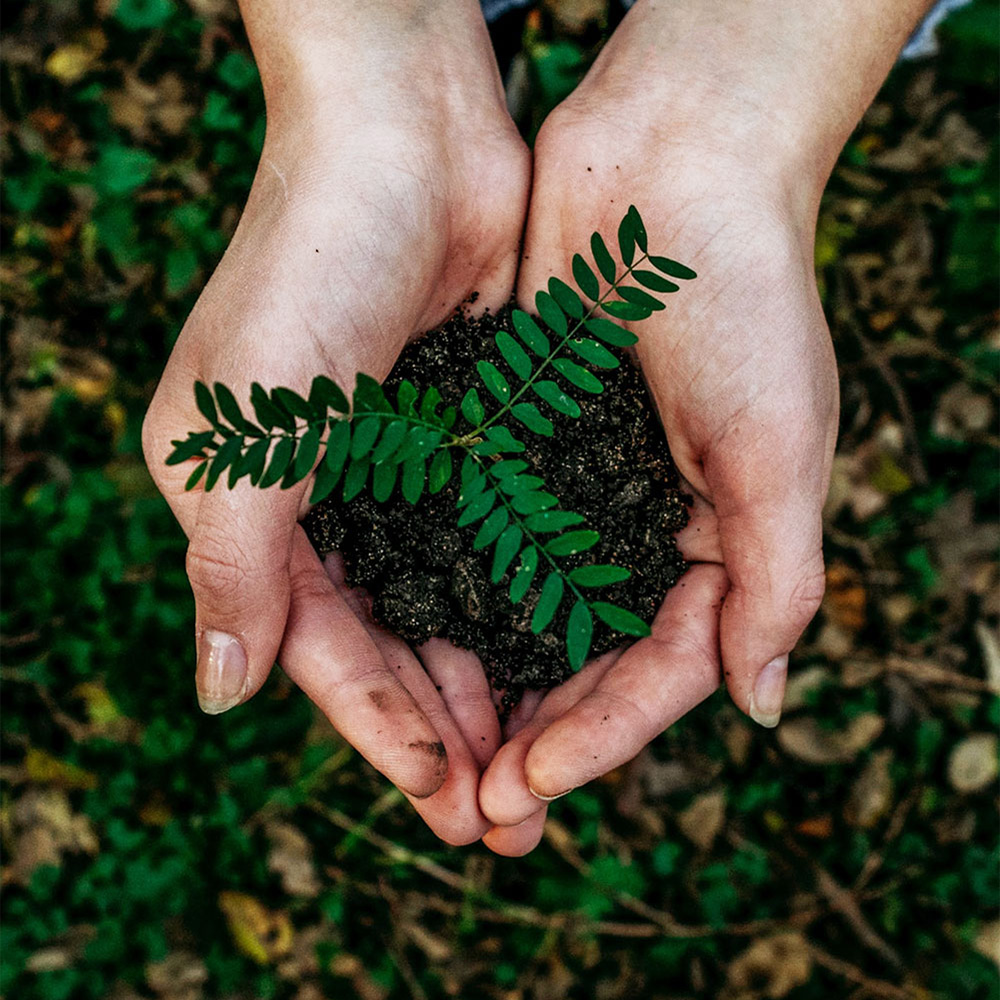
left=303, top=305, right=690, bottom=712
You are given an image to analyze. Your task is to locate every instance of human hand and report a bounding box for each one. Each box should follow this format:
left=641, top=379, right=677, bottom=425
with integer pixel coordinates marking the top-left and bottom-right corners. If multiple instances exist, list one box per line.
left=477, top=6, right=866, bottom=853
left=143, top=1, right=529, bottom=843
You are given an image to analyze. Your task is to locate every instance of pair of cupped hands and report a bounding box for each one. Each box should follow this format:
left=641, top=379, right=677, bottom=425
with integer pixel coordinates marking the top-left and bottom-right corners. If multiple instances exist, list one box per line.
left=143, top=5, right=839, bottom=856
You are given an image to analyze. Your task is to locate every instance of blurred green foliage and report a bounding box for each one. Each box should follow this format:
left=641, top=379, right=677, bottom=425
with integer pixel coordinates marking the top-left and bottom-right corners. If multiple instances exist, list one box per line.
left=1, top=1, right=998, bottom=998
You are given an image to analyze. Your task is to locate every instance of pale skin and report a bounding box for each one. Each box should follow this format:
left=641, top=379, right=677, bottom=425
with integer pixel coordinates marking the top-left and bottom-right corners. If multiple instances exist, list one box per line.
left=143, top=0, right=933, bottom=854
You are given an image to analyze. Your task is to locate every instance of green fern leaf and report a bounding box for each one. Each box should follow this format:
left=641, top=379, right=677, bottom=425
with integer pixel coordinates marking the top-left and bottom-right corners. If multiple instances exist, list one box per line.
left=546, top=530, right=600, bottom=556
left=372, top=460, right=397, bottom=502
left=548, top=277, right=584, bottom=319
left=292, top=426, right=321, bottom=480
left=566, top=600, right=594, bottom=670
left=372, top=420, right=407, bottom=463
left=569, top=564, right=631, bottom=587
left=617, top=212, right=637, bottom=267
left=473, top=507, right=509, bottom=550
left=396, top=380, right=418, bottom=416
left=512, top=310, right=551, bottom=356
left=490, top=459, right=529, bottom=479
left=592, top=601, right=652, bottom=637
left=461, top=387, right=485, bottom=425
left=553, top=358, right=603, bottom=394
left=457, top=488, right=495, bottom=527
left=185, top=461, right=207, bottom=490
left=343, top=456, right=371, bottom=501
left=619, top=286, right=665, bottom=311
left=205, top=435, right=243, bottom=491
left=309, top=375, right=350, bottom=414
left=572, top=253, right=600, bottom=300
left=477, top=360, right=511, bottom=404
left=533, top=380, right=581, bottom=417
left=511, top=402, right=554, bottom=437
left=419, top=386, right=442, bottom=422
left=353, top=373, right=392, bottom=414
left=324, top=420, right=351, bottom=482
left=523, top=510, right=586, bottom=532
left=350, top=417, right=380, bottom=459
left=428, top=449, right=453, bottom=494
left=531, top=572, right=565, bottom=633
left=483, top=425, right=525, bottom=453
left=511, top=490, right=558, bottom=514
left=566, top=337, right=620, bottom=368
left=496, top=330, right=532, bottom=379
left=627, top=205, right=647, bottom=253
left=272, top=386, right=314, bottom=421
left=260, top=435, right=295, bottom=488
left=240, top=436, right=270, bottom=485
left=167, top=430, right=215, bottom=465
left=590, top=232, right=617, bottom=283
left=649, top=255, right=697, bottom=280
left=535, top=290, right=567, bottom=336
left=214, top=382, right=247, bottom=432
left=634, top=269, right=680, bottom=293
left=251, top=382, right=290, bottom=431
left=509, top=546, right=539, bottom=603
left=401, top=455, right=425, bottom=504
left=309, top=454, right=341, bottom=504
left=491, top=525, right=523, bottom=582
left=603, top=300, right=650, bottom=321
left=584, top=317, right=638, bottom=347
left=194, top=381, right=218, bottom=427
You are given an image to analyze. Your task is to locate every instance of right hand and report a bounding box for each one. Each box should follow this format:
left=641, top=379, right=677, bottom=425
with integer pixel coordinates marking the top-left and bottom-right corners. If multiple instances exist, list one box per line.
left=143, top=2, right=530, bottom=844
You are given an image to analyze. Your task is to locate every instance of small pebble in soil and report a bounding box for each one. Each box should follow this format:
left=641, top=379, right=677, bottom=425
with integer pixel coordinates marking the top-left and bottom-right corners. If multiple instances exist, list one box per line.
left=303, top=303, right=690, bottom=716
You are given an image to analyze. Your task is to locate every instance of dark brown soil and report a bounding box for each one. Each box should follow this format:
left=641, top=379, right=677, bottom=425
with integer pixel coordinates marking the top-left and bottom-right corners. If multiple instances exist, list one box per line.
left=302, top=305, right=690, bottom=712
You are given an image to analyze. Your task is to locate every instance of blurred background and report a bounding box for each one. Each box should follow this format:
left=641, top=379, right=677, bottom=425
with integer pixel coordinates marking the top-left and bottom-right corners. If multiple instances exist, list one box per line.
left=1, top=1, right=998, bottom=998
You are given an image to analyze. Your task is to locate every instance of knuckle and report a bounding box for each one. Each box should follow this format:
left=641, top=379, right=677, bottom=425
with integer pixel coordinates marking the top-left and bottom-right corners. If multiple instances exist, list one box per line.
left=788, top=562, right=827, bottom=626
left=186, top=537, right=251, bottom=600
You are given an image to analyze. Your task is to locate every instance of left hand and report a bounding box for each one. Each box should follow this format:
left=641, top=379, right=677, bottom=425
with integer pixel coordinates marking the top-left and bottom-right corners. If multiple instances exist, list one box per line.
left=477, top=83, right=839, bottom=856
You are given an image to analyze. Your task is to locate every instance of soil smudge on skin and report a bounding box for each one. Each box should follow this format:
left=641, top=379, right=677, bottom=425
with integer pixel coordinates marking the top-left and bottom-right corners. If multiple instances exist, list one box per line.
left=304, top=304, right=690, bottom=716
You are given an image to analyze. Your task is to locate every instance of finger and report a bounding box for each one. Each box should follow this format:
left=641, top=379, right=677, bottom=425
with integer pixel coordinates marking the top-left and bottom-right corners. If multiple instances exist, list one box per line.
left=481, top=807, right=548, bottom=857
left=524, top=564, right=727, bottom=799
left=324, top=555, right=490, bottom=845
left=705, top=421, right=832, bottom=728
left=419, top=639, right=502, bottom=772
left=478, top=651, right=620, bottom=827
left=280, top=531, right=448, bottom=800
left=143, top=373, right=301, bottom=716
left=185, top=482, right=301, bottom=714
left=673, top=488, right=723, bottom=566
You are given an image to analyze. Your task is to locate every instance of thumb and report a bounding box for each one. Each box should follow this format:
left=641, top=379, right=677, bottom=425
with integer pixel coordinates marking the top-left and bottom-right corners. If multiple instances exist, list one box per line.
left=708, top=422, right=831, bottom=729
left=185, top=482, right=301, bottom=714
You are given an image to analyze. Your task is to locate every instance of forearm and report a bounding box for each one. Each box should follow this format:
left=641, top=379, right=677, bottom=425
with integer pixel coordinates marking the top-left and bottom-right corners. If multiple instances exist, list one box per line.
left=575, top=0, right=933, bottom=205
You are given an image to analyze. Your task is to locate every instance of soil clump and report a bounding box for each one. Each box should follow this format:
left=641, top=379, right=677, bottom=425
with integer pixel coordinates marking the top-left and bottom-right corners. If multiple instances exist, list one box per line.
left=303, top=305, right=690, bottom=714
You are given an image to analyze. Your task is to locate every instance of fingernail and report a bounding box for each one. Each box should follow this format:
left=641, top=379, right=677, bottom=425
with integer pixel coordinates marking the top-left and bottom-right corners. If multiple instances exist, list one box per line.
left=748, top=654, right=788, bottom=729
left=528, top=785, right=572, bottom=803
left=196, top=630, right=248, bottom=715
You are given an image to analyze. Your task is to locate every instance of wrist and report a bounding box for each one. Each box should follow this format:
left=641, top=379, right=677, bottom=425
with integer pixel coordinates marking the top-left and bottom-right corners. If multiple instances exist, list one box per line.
left=237, top=0, right=508, bottom=134
left=564, top=0, right=931, bottom=213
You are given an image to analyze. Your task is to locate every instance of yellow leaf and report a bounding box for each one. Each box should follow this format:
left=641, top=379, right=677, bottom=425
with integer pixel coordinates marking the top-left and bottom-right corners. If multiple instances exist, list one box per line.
left=24, top=749, right=97, bottom=790
left=44, top=44, right=97, bottom=84
left=70, top=681, right=121, bottom=729
left=218, top=891, right=293, bottom=965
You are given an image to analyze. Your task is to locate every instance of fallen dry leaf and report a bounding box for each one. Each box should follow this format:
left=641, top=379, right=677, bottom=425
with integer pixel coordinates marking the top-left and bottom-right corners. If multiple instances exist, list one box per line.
left=845, top=749, right=894, bottom=828
left=724, top=932, right=813, bottom=998
left=677, top=789, right=726, bottom=851
left=947, top=733, right=999, bottom=794
left=778, top=714, right=884, bottom=765
left=218, top=891, right=294, bottom=965
left=6, top=788, right=99, bottom=886
left=266, top=821, right=321, bottom=899
left=146, top=951, right=208, bottom=1000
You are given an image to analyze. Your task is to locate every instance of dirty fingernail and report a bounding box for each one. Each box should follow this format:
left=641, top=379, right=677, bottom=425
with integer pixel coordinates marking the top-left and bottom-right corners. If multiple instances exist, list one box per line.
left=529, top=785, right=572, bottom=803
left=748, top=654, right=787, bottom=729
left=197, top=629, right=248, bottom=715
